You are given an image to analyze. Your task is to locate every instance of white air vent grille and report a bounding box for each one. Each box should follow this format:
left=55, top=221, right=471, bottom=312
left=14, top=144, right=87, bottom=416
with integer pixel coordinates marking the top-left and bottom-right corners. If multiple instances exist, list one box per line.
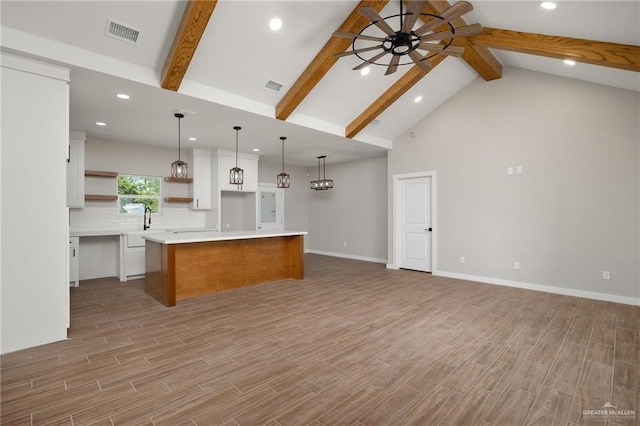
left=264, top=80, right=284, bottom=93
left=105, top=18, right=141, bottom=44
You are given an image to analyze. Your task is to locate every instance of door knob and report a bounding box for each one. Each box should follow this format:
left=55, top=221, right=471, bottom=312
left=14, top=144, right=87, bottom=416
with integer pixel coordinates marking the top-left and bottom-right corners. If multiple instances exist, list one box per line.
left=425, top=227, right=432, bottom=232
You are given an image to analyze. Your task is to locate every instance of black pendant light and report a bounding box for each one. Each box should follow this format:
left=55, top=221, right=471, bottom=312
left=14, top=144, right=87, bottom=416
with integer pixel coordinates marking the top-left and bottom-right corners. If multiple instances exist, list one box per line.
left=277, top=136, right=290, bottom=189
left=229, top=126, right=244, bottom=187
left=310, top=155, right=333, bottom=191
left=170, top=112, right=188, bottom=179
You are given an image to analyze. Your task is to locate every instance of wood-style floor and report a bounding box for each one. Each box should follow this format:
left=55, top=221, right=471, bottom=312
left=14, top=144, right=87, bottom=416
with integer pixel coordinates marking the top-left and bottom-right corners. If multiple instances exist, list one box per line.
left=1, top=254, right=638, bottom=425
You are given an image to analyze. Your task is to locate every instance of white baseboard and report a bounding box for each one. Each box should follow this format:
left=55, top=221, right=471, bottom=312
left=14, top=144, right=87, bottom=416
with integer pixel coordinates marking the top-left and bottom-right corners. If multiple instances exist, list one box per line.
left=436, top=270, right=640, bottom=307
left=305, top=249, right=387, bottom=264
left=386, top=264, right=399, bottom=270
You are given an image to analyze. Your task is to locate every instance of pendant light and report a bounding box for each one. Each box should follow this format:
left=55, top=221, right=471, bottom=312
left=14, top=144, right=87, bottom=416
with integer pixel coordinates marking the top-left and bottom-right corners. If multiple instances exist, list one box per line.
left=170, top=112, right=188, bottom=179
left=229, top=126, right=244, bottom=187
left=277, top=136, right=290, bottom=189
left=310, top=155, right=333, bottom=191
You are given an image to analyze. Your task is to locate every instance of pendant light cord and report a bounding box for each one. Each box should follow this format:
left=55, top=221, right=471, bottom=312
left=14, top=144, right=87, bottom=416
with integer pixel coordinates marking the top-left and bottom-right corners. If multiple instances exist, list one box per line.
left=177, top=116, right=181, bottom=162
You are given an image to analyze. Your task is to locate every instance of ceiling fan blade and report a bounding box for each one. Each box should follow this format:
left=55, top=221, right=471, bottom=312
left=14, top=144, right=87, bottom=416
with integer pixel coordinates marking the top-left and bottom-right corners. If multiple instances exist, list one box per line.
left=414, top=1, right=474, bottom=36
left=385, top=55, right=401, bottom=75
left=416, top=44, right=465, bottom=56
left=419, top=23, right=482, bottom=42
left=333, top=44, right=383, bottom=58
left=333, top=31, right=386, bottom=42
left=408, top=50, right=432, bottom=70
left=360, top=6, right=396, bottom=36
left=401, top=0, right=427, bottom=34
left=353, top=51, right=388, bottom=70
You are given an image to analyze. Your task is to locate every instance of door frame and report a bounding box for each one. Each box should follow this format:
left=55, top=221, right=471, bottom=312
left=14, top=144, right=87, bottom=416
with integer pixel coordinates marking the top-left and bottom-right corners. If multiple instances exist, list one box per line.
left=256, top=183, right=285, bottom=231
left=391, top=171, right=437, bottom=273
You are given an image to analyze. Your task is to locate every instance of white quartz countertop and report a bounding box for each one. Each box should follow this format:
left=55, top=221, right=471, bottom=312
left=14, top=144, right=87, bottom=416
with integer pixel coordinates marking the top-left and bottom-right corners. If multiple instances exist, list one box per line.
left=143, top=230, right=307, bottom=245
left=69, top=228, right=217, bottom=238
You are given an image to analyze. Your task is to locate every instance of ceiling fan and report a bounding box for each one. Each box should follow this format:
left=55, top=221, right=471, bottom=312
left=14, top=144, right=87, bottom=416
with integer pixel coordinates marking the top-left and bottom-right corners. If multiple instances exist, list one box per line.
left=333, top=0, right=482, bottom=75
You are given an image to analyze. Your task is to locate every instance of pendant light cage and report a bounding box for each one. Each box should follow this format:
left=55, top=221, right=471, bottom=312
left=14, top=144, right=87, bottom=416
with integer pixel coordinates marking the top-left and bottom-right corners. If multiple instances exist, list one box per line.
left=277, top=136, right=290, bottom=189
left=310, top=155, right=333, bottom=191
left=229, top=126, right=244, bottom=187
left=171, top=113, right=188, bottom=179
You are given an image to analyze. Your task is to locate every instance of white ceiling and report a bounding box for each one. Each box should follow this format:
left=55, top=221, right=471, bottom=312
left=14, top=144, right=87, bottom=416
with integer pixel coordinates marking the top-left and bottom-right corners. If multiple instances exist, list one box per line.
left=1, top=1, right=638, bottom=167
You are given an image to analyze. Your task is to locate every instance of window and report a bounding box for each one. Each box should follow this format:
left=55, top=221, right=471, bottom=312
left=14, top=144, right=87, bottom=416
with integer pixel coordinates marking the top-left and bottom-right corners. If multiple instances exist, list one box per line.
left=118, top=175, right=161, bottom=214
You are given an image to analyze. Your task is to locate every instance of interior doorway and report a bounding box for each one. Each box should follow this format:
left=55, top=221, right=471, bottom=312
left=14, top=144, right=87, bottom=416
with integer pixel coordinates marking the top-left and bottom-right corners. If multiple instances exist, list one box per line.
left=392, top=171, right=437, bottom=273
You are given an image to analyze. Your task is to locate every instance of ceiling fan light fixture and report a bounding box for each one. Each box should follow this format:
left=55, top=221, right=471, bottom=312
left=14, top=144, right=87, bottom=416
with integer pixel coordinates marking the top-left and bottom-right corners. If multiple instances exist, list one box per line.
left=171, top=112, right=188, bottom=179
left=540, top=1, right=557, bottom=10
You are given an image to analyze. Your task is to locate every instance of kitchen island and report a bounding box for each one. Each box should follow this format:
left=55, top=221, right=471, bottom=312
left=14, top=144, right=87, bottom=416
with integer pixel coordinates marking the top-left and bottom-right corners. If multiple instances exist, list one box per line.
left=143, top=230, right=306, bottom=307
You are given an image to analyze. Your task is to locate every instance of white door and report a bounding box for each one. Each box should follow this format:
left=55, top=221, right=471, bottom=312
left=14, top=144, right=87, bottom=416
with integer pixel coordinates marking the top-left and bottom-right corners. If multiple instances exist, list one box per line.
left=398, top=177, right=432, bottom=272
left=257, top=184, right=284, bottom=231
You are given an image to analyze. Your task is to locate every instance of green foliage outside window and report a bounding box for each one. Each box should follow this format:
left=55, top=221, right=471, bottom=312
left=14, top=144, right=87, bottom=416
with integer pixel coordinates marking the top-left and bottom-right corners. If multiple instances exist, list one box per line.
left=118, top=175, right=161, bottom=214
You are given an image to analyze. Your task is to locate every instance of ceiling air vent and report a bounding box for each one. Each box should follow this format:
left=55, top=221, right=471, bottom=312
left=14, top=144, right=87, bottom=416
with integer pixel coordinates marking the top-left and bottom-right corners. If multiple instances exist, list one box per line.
left=105, top=18, right=141, bottom=45
left=264, top=80, right=284, bottom=93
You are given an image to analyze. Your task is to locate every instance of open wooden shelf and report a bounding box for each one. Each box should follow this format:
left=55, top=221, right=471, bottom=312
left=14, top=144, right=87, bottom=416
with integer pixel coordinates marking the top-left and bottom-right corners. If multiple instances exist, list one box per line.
left=85, top=194, right=118, bottom=201
left=85, top=170, right=118, bottom=178
left=164, top=197, right=193, bottom=203
left=164, top=177, right=193, bottom=183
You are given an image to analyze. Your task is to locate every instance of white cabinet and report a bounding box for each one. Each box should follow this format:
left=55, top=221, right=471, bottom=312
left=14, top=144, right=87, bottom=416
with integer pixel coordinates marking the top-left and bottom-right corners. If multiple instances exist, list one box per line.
left=218, top=150, right=259, bottom=192
left=69, top=237, right=79, bottom=287
left=190, top=148, right=211, bottom=210
left=124, top=232, right=148, bottom=278
left=67, top=132, right=85, bottom=208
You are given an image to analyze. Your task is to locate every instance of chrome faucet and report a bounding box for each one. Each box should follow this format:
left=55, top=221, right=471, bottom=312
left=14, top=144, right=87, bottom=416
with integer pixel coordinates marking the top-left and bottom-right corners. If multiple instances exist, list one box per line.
left=143, top=207, right=152, bottom=230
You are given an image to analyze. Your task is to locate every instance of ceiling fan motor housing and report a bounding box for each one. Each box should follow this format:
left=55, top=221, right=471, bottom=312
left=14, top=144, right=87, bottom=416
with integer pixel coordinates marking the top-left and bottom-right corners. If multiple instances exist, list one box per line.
left=384, top=31, right=420, bottom=55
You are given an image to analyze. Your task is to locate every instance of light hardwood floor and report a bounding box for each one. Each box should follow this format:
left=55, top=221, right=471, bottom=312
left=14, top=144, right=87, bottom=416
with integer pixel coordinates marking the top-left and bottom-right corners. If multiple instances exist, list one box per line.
left=1, top=254, right=638, bottom=425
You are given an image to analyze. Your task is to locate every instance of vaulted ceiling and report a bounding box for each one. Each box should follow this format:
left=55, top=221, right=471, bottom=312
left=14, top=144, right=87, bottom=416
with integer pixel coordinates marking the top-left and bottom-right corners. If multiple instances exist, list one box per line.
left=1, top=1, right=638, bottom=166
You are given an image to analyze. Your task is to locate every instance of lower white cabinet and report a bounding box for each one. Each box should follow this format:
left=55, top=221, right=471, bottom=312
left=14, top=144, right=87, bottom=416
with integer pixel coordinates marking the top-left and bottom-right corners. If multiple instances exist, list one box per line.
left=69, top=237, right=79, bottom=286
left=124, top=232, right=147, bottom=278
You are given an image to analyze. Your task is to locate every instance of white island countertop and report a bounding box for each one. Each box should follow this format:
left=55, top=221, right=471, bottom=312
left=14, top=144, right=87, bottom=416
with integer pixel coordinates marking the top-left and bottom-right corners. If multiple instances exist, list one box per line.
left=143, top=230, right=307, bottom=245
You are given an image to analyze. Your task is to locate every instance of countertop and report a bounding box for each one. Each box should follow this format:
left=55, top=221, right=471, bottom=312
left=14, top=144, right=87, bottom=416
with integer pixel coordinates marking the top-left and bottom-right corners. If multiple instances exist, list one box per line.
left=143, top=230, right=307, bottom=245
left=69, top=228, right=217, bottom=238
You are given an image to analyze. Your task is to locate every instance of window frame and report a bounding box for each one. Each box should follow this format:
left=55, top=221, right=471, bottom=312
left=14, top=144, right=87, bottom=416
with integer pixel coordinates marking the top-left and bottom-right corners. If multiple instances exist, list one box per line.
left=117, top=174, right=162, bottom=215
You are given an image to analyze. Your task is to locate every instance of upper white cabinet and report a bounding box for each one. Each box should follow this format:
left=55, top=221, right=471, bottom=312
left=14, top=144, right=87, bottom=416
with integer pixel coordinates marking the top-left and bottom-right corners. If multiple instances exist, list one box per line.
left=190, top=148, right=211, bottom=210
left=67, top=131, right=86, bottom=208
left=218, top=149, right=259, bottom=192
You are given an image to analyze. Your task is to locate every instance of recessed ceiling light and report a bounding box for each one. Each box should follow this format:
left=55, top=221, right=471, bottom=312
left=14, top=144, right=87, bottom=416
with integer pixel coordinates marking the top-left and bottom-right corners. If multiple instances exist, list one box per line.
left=269, top=18, right=282, bottom=31
left=95, top=121, right=106, bottom=126
left=116, top=93, right=130, bottom=100
left=563, top=59, right=576, bottom=66
left=414, top=95, right=423, bottom=103
left=540, top=2, right=557, bottom=10
left=360, top=66, right=370, bottom=76
left=188, top=137, right=197, bottom=141
left=252, top=148, right=260, bottom=152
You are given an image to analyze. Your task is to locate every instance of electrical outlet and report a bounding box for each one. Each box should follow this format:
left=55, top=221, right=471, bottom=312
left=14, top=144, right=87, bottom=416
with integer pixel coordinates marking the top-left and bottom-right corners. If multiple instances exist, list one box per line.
left=517, top=166, right=523, bottom=174
left=514, top=262, right=520, bottom=270
left=226, top=223, right=230, bottom=229
left=459, top=256, right=465, bottom=264
left=602, top=271, right=611, bottom=280
left=507, top=167, right=514, bottom=175
left=343, top=242, right=347, bottom=248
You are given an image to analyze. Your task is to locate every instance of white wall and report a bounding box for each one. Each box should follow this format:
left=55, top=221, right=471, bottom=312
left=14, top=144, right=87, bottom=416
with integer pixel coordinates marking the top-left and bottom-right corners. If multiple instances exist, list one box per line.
left=307, top=155, right=388, bottom=263
left=388, top=67, right=640, bottom=304
left=1, top=54, right=70, bottom=353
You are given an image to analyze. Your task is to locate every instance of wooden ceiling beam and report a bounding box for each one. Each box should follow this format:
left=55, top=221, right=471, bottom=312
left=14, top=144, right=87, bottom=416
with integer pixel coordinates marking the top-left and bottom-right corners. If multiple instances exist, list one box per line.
left=421, top=1, right=501, bottom=81
left=161, top=0, right=218, bottom=92
left=346, top=55, right=447, bottom=139
left=470, top=28, right=640, bottom=72
left=275, top=0, right=389, bottom=121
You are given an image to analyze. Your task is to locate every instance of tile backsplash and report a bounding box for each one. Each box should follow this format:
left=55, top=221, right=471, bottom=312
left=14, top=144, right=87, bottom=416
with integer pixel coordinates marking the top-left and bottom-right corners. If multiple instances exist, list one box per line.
left=70, top=207, right=209, bottom=233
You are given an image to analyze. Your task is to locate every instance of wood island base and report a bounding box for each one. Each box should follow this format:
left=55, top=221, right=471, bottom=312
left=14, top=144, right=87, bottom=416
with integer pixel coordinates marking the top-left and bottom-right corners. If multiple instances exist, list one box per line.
left=145, top=234, right=304, bottom=307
